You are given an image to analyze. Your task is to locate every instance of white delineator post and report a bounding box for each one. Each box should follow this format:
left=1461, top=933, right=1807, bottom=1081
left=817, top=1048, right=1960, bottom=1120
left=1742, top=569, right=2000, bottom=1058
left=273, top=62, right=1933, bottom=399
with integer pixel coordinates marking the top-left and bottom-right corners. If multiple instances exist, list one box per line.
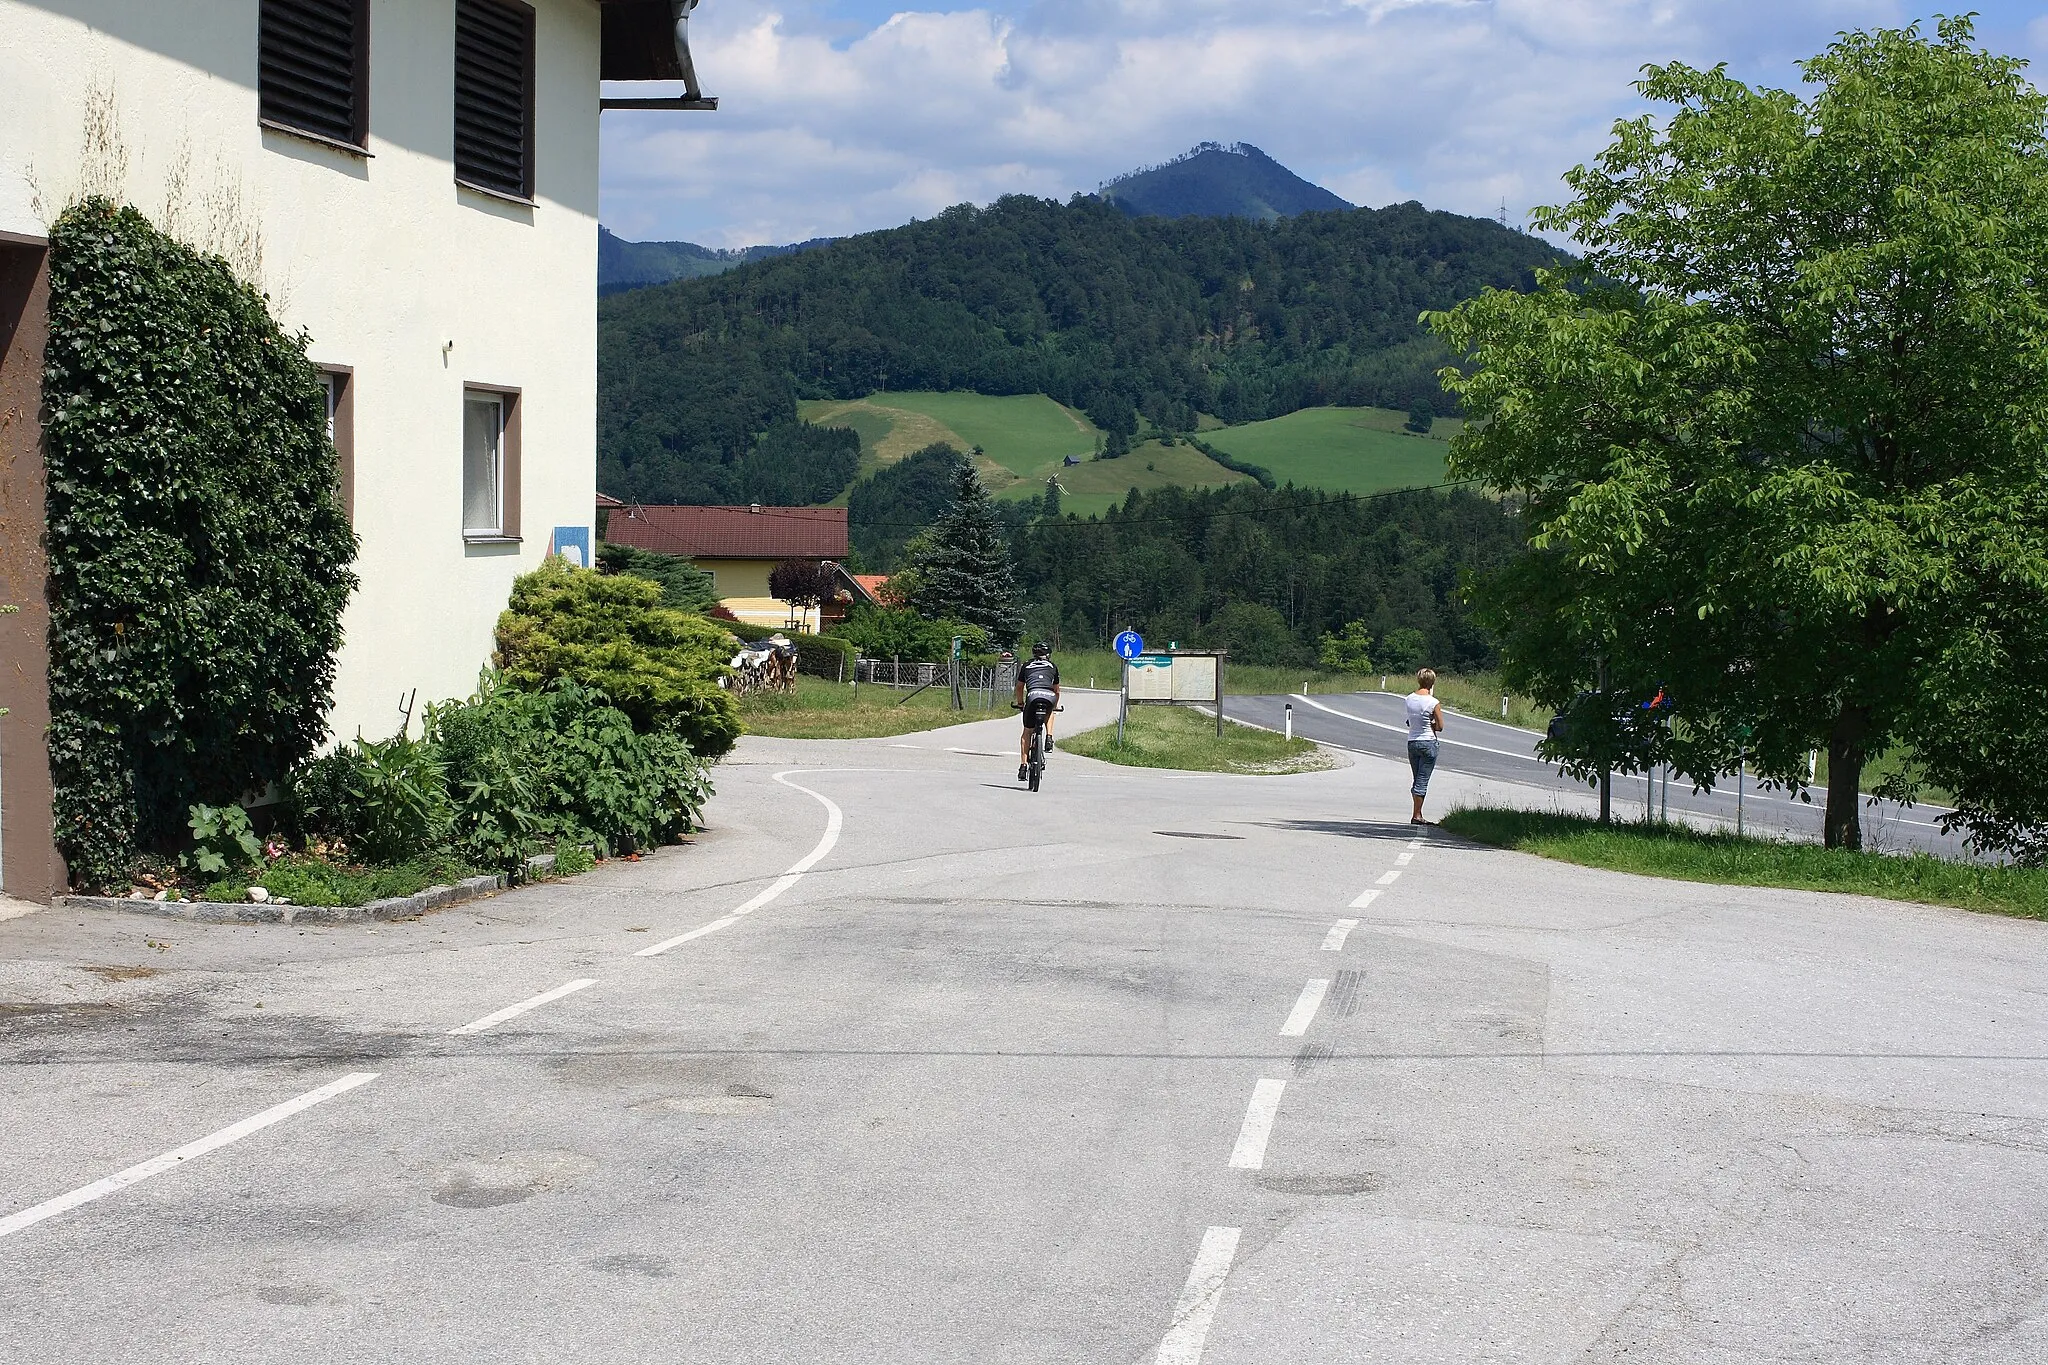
left=1284, top=702, right=1293, bottom=741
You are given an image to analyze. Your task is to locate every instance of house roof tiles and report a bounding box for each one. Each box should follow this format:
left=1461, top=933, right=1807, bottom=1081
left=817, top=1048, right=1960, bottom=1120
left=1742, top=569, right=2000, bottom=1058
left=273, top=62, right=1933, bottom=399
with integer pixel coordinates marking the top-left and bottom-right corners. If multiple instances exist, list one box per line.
left=604, top=504, right=849, bottom=560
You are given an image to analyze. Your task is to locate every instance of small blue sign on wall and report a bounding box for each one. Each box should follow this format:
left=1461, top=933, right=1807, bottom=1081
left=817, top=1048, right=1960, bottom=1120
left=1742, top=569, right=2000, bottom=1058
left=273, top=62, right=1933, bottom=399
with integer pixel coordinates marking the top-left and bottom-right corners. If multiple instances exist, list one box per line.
left=1114, top=630, right=1145, bottom=660
left=551, top=525, right=591, bottom=568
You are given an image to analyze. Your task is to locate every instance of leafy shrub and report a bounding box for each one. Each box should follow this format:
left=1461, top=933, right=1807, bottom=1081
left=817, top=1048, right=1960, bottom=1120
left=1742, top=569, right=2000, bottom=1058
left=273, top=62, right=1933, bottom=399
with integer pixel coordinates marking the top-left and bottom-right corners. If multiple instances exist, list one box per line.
left=494, top=558, right=740, bottom=757
left=281, top=748, right=365, bottom=849
left=827, top=605, right=985, bottom=663
left=1197, top=601, right=1308, bottom=666
left=349, top=733, right=455, bottom=864
left=42, top=200, right=358, bottom=889
left=1317, top=622, right=1374, bottom=673
left=427, top=674, right=713, bottom=868
left=183, top=804, right=262, bottom=876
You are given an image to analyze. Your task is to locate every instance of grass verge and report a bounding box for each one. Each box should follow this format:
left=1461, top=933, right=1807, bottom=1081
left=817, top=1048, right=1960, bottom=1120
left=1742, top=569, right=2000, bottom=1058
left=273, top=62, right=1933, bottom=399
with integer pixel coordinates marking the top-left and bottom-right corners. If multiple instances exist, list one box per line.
left=199, top=852, right=479, bottom=907
left=740, top=675, right=997, bottom=739
left=1439, top=807, right=2046, bottom=921
left=1062, top=702, right=1338, bottom=775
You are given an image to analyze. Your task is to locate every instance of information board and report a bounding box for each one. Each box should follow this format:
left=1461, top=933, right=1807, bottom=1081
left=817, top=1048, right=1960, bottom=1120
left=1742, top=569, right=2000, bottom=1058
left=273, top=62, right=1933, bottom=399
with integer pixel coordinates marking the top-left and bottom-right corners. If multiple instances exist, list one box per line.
left=1169, top=654, right=1217, bottom=702
left=1126, top=655, right=1173, bottom=701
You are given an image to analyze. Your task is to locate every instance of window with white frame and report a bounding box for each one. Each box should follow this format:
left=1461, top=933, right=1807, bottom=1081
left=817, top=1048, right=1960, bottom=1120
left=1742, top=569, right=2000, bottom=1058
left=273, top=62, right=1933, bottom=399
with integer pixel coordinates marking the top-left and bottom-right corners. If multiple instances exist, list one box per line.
left=463, top=390, right=505, bottom=536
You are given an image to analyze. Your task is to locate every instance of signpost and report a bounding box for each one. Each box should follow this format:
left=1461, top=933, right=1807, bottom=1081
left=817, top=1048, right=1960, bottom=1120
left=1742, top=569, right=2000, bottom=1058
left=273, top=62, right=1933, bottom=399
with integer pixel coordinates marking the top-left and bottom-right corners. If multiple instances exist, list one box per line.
left=1122, top=649, right=1228, bottom=737
left=1113, top=632, right=1142, bottom=745
left=1114, top=630, right=1144, bottom=661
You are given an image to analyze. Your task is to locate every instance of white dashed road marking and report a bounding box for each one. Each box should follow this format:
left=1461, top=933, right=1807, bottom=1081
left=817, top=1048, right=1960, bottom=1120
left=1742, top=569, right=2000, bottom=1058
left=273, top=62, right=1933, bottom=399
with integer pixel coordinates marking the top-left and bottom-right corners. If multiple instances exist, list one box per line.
left=449, top=979, right=597, bottom=1036
left=1154, top=1226, right=1242, bottom=1365
left=1376, top=870, right=1402, bottom=886
left=1321, top=918, right=1359, bottom=951
left=1279, top=979, right=1330, bottom=1037
left=1229, top=1079, right=1287, bottom=1170
left=1395, top=850, right=1415, bottom=865
left=1349, top=888, right=1381, bottom=910
left=0, top=1072, right=380, bottom=1241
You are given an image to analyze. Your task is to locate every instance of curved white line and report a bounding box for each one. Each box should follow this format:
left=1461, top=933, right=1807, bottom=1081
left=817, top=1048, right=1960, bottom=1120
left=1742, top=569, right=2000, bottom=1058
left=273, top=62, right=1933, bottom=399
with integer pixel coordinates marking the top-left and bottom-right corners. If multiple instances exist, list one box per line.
left=635, top=771, right=844, bottom=957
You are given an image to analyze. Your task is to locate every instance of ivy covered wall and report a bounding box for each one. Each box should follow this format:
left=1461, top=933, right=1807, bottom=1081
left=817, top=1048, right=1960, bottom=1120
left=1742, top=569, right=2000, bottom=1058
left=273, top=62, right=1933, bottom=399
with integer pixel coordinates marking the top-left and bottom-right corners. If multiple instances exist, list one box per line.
left=42, top=200, right=358, bottom=889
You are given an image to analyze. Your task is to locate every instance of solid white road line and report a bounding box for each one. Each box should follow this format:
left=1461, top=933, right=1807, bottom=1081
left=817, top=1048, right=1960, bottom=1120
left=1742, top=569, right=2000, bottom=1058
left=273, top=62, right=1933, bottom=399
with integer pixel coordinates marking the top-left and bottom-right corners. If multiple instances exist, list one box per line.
left=1229, top=1079, right=1287, bottom=1170
left=1155, top=1226, right=1243, bottom=1365
left=637, top=771, right=845, bottom=957
left=1349, top=888, right=1382, bottom=910
left=0, top=1072, right=379, bottom=1241
left=1279, top=979, right=1330, bottom=1037
left=448, top=978, right=598, bottom=1036
left=1321, top=918, right=1359, bottom=951
left=1293, top=694, right=1543, bottom=763
left=1376, top=870, right=1402, bottom=886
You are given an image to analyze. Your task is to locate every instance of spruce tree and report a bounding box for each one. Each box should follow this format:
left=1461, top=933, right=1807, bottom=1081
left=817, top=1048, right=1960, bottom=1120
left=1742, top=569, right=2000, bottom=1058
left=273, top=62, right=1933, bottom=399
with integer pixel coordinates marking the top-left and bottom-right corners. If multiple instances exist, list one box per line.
left=904, top=463, right=1025, bottom=645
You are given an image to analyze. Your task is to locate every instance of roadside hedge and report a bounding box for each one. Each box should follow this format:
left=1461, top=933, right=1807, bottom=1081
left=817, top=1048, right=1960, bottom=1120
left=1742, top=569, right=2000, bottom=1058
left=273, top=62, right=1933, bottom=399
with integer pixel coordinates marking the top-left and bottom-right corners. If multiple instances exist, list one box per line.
left=42, top=200, right=358, bottom=889
left=730, top=621, right=858, bottom=680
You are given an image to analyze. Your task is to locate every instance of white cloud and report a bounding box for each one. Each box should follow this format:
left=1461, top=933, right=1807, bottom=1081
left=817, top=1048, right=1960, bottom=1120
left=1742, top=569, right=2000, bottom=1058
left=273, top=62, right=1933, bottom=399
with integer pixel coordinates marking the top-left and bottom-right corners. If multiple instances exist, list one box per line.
left=599, top=0, right=1938, bottom=246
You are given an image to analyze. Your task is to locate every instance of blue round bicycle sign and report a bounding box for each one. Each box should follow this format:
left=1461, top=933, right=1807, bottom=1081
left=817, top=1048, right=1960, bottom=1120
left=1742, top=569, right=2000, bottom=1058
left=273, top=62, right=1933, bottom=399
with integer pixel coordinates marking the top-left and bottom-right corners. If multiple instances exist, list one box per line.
left=1114, top=630, right=1145, bottom=660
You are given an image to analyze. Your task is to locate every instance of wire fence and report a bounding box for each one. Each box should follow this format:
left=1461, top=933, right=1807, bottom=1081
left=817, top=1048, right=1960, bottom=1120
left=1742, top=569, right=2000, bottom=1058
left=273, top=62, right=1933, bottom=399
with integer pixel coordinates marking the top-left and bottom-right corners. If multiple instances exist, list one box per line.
left=855, top=659, right=1019, bottom=711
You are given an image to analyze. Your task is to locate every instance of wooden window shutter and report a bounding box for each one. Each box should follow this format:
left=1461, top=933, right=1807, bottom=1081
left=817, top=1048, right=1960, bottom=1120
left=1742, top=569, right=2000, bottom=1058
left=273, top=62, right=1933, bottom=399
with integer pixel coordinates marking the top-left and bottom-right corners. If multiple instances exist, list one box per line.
left=454, top=0, right=536, bottom=200
left=258, top=0, right=370, bottom=149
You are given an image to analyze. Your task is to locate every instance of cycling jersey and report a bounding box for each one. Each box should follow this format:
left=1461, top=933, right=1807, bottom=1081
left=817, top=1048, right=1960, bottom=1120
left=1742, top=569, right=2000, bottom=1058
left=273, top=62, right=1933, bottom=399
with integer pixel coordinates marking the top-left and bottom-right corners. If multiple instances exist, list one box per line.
left=1020, top=658, right=1060, bottom=701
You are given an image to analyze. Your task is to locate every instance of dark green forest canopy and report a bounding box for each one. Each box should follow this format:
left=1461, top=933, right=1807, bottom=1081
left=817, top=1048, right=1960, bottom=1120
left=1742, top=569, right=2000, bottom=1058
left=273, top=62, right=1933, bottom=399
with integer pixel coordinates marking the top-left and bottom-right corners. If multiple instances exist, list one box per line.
left=1014, top=483, right=1521, bottom=671
left=598, top=194, right=1563, bottom=505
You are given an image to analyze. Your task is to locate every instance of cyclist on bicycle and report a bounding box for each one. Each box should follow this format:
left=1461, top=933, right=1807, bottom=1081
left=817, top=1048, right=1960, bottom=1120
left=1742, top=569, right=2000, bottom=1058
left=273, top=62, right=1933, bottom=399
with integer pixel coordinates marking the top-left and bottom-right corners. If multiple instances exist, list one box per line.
left=1015, top=642, right=1060, bottom=782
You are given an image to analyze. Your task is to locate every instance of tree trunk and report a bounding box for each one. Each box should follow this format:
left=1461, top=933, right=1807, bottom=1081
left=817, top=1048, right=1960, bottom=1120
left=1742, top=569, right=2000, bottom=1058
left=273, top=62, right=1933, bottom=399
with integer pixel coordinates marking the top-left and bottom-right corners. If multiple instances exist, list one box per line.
left=1824, top=705, right=1870, bottom=851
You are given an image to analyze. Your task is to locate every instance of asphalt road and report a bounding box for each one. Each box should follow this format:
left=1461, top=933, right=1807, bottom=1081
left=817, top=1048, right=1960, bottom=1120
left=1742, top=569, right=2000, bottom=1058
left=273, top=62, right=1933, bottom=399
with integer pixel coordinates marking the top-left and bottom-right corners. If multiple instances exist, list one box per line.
left=1227, top=690, right=1977, bottom=859
left=2, top=696, right=2044, bottom=1363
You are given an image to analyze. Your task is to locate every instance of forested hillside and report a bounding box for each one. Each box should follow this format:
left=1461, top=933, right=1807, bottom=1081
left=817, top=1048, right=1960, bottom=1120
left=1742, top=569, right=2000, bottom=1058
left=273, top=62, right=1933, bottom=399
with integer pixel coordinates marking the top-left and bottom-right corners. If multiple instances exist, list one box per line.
left=598, top=194, right=1562, bottom=505
left=1014, top=484, right=1521, bottom=671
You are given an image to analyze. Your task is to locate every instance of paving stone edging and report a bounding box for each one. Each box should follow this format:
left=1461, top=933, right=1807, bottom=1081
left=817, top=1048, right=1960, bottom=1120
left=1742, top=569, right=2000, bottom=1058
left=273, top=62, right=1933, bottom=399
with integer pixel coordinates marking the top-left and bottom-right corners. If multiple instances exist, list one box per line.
left=58, top=855, right=558, bottom=925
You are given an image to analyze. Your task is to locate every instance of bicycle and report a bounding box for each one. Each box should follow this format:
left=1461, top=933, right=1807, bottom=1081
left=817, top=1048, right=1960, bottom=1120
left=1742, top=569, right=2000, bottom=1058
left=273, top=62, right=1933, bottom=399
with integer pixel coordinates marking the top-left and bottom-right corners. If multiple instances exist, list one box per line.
left=1017, top=703, right=1063, bottom=792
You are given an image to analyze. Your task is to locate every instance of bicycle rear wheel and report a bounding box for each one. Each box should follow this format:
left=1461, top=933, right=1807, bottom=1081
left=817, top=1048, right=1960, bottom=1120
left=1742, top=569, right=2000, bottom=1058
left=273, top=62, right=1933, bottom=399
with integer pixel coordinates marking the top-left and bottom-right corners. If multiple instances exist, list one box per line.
left=1028, top=731, right=1043, bottom=792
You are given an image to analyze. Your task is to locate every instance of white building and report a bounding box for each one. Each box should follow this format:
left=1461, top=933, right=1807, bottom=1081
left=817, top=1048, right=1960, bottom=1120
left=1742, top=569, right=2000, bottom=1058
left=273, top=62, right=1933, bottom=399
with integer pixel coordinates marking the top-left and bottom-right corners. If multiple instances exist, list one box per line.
left=0, top=0, right=699, bottom=898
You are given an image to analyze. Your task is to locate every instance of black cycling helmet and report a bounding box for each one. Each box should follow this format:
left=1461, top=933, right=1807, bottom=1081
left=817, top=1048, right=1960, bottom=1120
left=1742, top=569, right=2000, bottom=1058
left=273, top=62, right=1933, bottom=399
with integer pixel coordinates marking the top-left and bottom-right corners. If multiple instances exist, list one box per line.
left=1032, top=641, right=1052, bottom=658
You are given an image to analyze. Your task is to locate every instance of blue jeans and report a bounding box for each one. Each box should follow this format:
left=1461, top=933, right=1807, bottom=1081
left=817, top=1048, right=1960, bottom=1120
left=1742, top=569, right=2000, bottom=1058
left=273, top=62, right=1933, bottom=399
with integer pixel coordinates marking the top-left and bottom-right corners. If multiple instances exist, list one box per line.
left=1407, top=739, right=1439, bottom=797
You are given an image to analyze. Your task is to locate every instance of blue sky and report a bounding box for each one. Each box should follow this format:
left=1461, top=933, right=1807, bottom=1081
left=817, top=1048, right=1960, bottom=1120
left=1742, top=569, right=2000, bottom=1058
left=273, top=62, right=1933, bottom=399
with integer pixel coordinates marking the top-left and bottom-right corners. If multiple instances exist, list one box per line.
left=600, top=3, right=2048, bottom=247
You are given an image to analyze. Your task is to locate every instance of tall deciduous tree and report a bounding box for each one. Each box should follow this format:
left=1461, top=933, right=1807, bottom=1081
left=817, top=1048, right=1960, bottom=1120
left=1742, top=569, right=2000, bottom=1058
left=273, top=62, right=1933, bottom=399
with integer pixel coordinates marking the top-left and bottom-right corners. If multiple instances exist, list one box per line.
left=1429, top=17, right=2048, bottom=851
left=902, top=463, right=1026, bottom=645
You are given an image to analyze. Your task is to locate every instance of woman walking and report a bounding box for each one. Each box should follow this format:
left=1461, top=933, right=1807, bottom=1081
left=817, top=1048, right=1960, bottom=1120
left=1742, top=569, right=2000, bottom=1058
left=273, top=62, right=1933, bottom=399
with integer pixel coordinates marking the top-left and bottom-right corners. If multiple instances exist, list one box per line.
left=1405, top=668, right=1444, bottom=824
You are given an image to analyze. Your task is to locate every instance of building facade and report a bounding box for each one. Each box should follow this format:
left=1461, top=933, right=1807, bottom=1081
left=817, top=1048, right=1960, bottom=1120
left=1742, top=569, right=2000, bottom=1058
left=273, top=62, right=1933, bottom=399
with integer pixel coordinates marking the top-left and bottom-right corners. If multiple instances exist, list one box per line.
left=0, top=0, right=688, bottom=898
left=602, top=504, right=864, bottom=629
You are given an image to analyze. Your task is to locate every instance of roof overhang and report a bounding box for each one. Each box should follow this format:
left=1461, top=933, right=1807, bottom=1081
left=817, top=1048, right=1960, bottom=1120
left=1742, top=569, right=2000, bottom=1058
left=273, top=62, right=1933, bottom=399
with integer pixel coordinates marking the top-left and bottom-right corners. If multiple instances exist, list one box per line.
left=598, top=1, right=718, bottom=110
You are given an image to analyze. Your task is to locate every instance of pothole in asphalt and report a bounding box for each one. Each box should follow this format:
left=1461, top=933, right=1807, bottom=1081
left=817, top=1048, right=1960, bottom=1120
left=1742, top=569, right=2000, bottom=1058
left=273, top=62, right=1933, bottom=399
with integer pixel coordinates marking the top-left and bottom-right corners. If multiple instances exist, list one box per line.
left=635, top=1083, right=774, bottom=1118
left=1152, top=831, right=1245, bottom=840
left=1258, top=1172, right=1384, bottom=1197
left=431, top=1150, right=596, bottom=1209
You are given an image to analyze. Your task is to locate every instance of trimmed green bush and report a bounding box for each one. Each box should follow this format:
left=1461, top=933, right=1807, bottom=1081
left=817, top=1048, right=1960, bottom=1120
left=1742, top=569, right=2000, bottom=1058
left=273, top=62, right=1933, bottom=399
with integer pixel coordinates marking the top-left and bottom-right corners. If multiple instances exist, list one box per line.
left=494, top=558, right=740, bottom=757
left=596, top=540, right=719, bottom=611
left=42, top=200, right=358, bottom=889
left=730, top=620, right=858, bottom=679
left=826, top=605, right=987, bottom=664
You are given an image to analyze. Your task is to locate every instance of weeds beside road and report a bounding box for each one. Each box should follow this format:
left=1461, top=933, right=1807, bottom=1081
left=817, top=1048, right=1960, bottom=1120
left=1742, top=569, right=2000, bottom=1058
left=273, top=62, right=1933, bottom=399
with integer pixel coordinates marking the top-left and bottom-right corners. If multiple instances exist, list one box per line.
left=740, top=677, right=997, bottom=739
left=1442, top=807, right=2048, bottom=921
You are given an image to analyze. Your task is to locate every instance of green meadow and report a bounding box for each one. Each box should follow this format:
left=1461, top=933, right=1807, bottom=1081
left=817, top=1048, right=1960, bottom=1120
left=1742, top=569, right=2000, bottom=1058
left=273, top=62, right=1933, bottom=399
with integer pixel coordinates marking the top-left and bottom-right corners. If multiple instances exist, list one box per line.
left=1200, top=406, right=1457, bottom=495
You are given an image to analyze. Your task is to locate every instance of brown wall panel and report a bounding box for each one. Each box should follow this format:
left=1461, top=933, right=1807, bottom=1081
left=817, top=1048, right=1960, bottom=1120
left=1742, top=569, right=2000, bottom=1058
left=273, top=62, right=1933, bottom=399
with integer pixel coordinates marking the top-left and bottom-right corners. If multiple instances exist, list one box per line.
left=0, top=243, right=65, bottom=901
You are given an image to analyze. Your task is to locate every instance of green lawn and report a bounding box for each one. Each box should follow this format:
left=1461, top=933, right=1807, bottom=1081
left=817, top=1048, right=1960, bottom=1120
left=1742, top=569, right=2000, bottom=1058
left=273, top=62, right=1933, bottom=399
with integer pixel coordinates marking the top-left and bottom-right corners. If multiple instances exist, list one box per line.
left=1201, top=406, right=1456, bottom=494
left=739, top=675, right=995, bottom=739
left=1063, top=702, right=1337, bottom=774
left=1440, top=807, right=2045, bottom=920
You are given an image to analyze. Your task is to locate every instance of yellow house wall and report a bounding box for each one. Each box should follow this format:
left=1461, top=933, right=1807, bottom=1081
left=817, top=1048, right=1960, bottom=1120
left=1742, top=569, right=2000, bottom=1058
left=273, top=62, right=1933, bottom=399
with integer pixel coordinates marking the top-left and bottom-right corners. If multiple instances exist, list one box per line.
left=702, top=559, right=777, bottom=601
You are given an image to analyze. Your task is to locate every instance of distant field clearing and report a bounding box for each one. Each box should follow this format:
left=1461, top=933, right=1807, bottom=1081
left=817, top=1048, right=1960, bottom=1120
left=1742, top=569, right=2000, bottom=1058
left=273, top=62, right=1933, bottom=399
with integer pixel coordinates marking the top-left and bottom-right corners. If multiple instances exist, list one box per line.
left=801, top=391, right=1100, bottom=492
left=1200, top=406, right=1457, bottom=495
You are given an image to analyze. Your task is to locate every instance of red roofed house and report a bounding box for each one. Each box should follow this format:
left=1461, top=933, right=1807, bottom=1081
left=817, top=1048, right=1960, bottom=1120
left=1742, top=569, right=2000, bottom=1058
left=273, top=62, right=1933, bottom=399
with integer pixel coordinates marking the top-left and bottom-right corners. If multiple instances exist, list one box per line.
left=603, top=503, right=858, bottom=628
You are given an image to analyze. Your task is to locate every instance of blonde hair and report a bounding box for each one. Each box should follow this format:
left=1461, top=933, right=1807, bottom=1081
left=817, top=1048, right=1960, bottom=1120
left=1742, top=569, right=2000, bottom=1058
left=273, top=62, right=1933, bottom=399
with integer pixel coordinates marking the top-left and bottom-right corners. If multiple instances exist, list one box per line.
left=1417, top=668, right=1437, bottom=689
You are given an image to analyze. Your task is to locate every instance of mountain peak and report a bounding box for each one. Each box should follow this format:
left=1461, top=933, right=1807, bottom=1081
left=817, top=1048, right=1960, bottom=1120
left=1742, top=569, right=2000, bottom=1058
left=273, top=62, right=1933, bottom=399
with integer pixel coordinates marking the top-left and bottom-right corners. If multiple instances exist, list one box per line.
left=1098, top=142, right=1354, bottom=221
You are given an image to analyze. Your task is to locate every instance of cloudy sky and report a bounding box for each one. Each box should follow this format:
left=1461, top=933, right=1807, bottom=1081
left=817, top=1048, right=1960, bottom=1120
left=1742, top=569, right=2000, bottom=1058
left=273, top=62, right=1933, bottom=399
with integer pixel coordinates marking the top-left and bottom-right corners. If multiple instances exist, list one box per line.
left=598, top=2, right=2048, bottom=248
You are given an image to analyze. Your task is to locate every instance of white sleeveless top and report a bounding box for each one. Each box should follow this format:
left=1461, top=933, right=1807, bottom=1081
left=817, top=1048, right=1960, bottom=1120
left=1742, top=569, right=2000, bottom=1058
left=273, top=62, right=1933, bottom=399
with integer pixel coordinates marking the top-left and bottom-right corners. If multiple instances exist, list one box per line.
left=1404, top=691, right=1441, bottom=741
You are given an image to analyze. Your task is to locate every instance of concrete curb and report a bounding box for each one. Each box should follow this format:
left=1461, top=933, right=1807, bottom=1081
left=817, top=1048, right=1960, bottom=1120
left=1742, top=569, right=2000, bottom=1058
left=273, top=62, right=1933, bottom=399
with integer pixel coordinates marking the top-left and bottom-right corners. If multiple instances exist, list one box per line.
left=58, top=854, right=559, bottom=925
